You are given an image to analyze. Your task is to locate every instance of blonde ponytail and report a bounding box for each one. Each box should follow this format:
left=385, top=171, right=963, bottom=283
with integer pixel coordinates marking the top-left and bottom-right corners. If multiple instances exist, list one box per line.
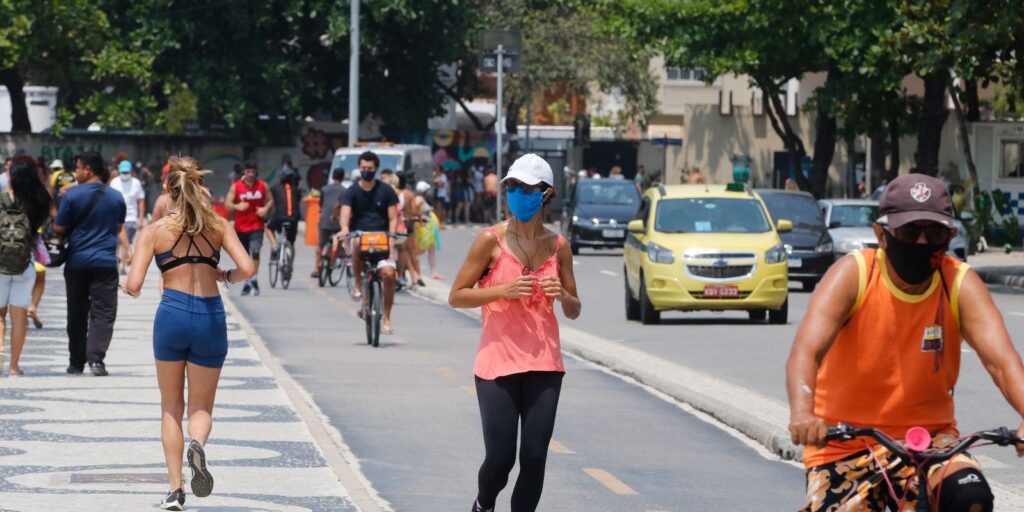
left=166, top=156, right=223, bottom=236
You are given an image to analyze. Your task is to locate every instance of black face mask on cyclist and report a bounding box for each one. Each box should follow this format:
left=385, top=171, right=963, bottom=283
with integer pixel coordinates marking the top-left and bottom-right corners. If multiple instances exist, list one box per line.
left=883, top=230, right=947, bottom=284
left=360, top=169, right=376, bottom=182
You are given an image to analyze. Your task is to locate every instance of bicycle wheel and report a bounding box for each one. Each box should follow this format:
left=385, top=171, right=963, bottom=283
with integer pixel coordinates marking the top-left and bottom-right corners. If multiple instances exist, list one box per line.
left=363, top=277, right=374, bottom=345
left=328, top=254, right=344, bottom=287
left=318, top=255, right=328, bottom=287
left=268, top=249, right=279, bottom=288
left=281, top=242, right=293, bottom=290
left=344, top=260, right=355, bottom=296
left=370, top=278, right=382, bottom=348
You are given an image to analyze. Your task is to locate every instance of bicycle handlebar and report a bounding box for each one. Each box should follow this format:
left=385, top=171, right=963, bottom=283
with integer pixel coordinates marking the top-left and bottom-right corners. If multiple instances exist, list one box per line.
left=825, top=424, right=1024, bottom=466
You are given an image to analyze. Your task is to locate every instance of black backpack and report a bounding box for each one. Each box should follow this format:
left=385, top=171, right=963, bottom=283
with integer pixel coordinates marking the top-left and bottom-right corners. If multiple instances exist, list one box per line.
left=0, top=194, right=33, bottom=275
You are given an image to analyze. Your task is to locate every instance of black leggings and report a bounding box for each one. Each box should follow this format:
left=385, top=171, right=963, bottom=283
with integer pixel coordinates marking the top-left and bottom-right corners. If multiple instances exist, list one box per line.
left=475, top=371, right=563, bottom=512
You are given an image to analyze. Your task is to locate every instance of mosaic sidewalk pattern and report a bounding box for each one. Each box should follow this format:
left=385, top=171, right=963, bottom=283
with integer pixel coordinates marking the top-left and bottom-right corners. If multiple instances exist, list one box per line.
left=0, top=273, right=355, bottom=511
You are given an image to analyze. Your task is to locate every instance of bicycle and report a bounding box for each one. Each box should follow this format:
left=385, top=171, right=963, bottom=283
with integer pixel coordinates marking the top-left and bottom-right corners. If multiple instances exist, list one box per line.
left=344, top=231, right=392, bottom=347
left=824, top=423, right=1024, bottom=511
left=317, top=239, right=348, bottom=288
left=268, top=220, right=295, bottom=290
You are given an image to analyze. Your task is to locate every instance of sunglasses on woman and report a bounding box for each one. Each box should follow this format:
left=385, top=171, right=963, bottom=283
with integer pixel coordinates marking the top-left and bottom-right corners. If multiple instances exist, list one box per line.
left=505, top=180, right=550, bottom=194
left=880, top=222, right=953, bottom=245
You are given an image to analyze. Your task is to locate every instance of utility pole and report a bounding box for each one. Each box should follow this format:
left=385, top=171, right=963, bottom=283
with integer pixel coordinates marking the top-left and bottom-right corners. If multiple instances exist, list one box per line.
left=495, top=44, right=505, bottom=221
left=348, top=0, right=360, bottom=147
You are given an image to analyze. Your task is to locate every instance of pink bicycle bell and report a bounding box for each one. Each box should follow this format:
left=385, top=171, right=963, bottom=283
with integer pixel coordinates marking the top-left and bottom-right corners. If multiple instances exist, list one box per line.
left=905, top=426, right=932, bottom=452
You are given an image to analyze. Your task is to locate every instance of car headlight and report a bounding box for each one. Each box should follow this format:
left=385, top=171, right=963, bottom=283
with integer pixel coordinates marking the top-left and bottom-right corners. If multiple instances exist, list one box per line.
left=572, top=215, right=579, bottom=224
left=815, top=235, right=833, bottom=253
left=765, top=242, right=787, bottom=264
left=833, top=239, right=864, bottom=254
left=592, top=217, right=601, bottom=225
left=647, top=242, right=675, bottom=264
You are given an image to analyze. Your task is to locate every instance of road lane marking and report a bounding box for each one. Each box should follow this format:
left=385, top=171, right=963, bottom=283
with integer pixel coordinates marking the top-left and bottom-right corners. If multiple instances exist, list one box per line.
left=573, top=259, right=580, bottom=266
left=461, top=384, right=476, bottom=397
left=438, top=367, right=457, bottom=379
left=600, top=270, right=618, bottom=277
left=548, top=439, right=575, bottom=454
left=583, top=468, right=638, bottom=495
left=1009, top=312, right=1024, bottom=317
left=301, top=275, right=405, bottom=345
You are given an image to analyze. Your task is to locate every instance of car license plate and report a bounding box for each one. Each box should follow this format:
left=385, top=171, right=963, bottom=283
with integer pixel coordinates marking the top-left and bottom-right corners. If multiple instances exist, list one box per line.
left=703, top=285, right=739, bottom=298
left=788, top=257, right=803, bottom=268
left=602, top=229, right=624, bottom=238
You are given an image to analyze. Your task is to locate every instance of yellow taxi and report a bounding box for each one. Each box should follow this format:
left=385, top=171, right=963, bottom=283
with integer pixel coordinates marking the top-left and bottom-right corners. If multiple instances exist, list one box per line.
left=623, top=184, right=792, bottom=324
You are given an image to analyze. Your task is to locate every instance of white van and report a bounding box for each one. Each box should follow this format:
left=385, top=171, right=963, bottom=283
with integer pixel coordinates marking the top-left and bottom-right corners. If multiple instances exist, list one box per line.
left=330, top=144, right=433, bottom=184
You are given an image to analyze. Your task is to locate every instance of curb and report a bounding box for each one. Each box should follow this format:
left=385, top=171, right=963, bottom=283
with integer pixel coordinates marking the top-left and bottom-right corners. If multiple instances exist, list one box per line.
left=975, top=267, right=1024, bottom=290
left=406, top=281, right=802, bottom=461
left=220, top=287, right=392, bottom=512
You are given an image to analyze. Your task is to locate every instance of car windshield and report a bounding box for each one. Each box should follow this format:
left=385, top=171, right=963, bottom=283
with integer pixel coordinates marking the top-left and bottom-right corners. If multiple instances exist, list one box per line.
left=577, top=181, right=639, bottom=205
left=760, top=193, right=823, bottom=227
left=331, top=153, right=402, bottom=174
left=654, top=198, right=771, bottom=233
left=830, top=204, right=878, bottom=228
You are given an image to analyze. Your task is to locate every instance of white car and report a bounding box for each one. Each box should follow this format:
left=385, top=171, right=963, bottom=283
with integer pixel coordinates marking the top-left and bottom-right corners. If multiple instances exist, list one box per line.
left=818, top=199, right=880, bottom=255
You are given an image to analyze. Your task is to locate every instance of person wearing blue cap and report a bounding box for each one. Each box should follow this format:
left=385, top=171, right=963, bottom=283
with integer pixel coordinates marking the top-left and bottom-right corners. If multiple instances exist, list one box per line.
left=111, top=159, right=146, bottom=275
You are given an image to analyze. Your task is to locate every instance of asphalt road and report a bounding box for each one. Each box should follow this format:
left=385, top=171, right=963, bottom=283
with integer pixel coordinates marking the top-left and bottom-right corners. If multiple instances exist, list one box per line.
left=429, top=223, right=1024, bottom=489
left=227, top=235, right=805, bottom=512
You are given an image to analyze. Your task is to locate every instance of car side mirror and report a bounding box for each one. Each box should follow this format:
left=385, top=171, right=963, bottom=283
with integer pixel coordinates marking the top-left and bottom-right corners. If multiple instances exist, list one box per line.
left=777, top=219, right=793, bottom=233
left=628, top=219, right=645, bottom=234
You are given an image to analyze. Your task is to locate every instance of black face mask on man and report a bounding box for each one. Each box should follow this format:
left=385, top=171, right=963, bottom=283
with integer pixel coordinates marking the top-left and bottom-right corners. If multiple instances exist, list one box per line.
left=883, top=230, right=947, bottom=284
left=360, top=169, right=376, bottom=182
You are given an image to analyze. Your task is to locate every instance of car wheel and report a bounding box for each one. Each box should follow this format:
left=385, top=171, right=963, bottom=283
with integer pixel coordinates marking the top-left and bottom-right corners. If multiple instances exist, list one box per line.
left=802, top=279, right=818, bottom=292
left=639, top=278, right=660, bottom=325
left=748, top=309, right=767, bottom=322
left=768, top=298, right=789, bottom=325
left=625, top=271, right=640, bottom=321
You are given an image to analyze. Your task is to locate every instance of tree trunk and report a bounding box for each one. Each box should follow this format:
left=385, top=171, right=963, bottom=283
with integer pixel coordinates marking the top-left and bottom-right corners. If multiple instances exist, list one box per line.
left=887, top=115, right=901, bottom=181
left=808, top=105, right=836, bottom=199
left=949, top=77, right=980, bottom=196
left=915, top=72, right=948, bottom=176
left=965, top=80, right=980, bottom=122
left=761, top=77, right=810, bottom=191
left=0, top=68, right=32, bottom=133
left=505, top=96, right=521, bottom=163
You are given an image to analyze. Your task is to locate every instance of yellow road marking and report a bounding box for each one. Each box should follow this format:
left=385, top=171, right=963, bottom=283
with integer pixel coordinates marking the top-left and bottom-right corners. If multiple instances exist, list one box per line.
left=438, top=367, right=457, bottom=379
left=461, top=384, right=477, bottom=397
left=583, top=468, right=638, bottom=495
left=548, top=440, right=575, bottom=454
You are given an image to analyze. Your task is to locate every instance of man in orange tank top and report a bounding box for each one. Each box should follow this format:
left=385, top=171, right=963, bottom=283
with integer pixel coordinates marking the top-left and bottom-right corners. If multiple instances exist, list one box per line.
left=787, top=174, right=1024, bottom=511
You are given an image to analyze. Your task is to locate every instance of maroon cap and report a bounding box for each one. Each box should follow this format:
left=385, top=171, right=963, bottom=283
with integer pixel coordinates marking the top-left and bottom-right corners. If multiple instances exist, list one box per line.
left=878, top=174, right=953, bottom=228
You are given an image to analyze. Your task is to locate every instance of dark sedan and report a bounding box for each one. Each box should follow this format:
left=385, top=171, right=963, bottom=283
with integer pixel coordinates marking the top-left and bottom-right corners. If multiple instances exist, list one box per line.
left=756, top=189, right=835, bottom=291
left=562, top=178, right=641, bottom=254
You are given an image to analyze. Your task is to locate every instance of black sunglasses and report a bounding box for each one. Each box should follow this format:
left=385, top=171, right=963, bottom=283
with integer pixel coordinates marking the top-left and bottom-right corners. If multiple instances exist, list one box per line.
left=505, top=180, right=550, bottom=194
left=880, top=222, right=953, bottom=245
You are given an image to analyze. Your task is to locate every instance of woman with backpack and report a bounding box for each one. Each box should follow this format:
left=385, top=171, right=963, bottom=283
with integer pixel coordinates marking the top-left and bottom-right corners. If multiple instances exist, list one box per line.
left=0, top=156, right=53, bottom=376
left=123, top=156, right=254, bottom=510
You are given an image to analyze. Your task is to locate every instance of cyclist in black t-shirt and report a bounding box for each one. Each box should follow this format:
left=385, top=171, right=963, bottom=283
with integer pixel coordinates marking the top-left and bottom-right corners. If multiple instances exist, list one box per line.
left=337, top=151, right=399, bottom=334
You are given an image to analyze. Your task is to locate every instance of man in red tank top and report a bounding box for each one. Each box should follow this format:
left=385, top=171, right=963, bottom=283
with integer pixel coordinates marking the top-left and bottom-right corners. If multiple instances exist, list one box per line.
left=786, top=174, right=1024, bottom=511
left=225, top=162, right=273, bottom=296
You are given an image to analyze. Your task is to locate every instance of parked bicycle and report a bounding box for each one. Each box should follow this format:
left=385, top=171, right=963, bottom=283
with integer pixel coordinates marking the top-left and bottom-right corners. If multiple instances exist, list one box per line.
left=268, top=220, right=295, bottom=290
left=825, top=423, right=1024, bottom=511
left=344, top=231, right=392, bottom=347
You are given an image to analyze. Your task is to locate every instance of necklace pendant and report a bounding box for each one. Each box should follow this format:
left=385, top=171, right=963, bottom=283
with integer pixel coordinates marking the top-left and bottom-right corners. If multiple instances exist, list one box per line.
left=522, top=267, right=530, bottom=276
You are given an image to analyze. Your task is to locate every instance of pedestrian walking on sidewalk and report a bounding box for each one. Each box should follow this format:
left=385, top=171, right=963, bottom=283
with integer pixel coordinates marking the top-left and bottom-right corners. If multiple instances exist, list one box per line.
left=110, top=159, right=146, bottom=275
left=123, top=156, right=254, bottom=511
left=449, top=153, right=582, bottom=512
left=54, top=152, right=131, bottom=377
left=0, top=156, right=52, bottom=376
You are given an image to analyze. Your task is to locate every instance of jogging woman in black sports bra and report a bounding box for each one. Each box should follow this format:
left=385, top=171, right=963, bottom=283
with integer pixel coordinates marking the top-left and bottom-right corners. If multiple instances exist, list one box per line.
left=123, top=156, right=254, bottom=510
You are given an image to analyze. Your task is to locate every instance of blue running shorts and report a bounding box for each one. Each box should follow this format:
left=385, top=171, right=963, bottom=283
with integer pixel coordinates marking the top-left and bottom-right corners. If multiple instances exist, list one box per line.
left=154, top=289, right=228, bottom=368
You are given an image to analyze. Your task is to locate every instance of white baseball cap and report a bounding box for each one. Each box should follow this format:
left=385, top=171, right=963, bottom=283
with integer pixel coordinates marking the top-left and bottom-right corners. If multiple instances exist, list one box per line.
left=501, top=153, right=553, bottom=187
left=50, top=159, right=64, bottom=169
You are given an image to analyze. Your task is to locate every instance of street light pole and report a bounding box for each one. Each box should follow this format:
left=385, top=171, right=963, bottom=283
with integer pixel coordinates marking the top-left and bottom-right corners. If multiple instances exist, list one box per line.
left=348, top=0, right=360, bottom=147
left=495, top=44, right=504, bottom=221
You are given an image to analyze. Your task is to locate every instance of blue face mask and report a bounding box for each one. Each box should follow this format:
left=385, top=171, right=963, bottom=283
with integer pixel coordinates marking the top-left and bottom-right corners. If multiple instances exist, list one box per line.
left=506, top=188, right=544, bottom=222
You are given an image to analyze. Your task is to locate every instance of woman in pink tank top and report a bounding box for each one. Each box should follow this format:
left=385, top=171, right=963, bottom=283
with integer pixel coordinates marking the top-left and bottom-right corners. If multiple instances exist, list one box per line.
left=449, top=154, right=581, bottom=512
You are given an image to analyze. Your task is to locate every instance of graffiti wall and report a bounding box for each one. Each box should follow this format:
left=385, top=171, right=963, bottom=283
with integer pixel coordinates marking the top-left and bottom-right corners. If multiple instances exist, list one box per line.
left=402, top=130, right=495, bottom=171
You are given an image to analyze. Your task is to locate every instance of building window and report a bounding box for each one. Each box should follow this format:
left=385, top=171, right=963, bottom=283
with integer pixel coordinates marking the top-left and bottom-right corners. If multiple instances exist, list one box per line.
left=1002, top=140, right=1024, bottom=179
left=666, top=67, right=707, bottom=82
